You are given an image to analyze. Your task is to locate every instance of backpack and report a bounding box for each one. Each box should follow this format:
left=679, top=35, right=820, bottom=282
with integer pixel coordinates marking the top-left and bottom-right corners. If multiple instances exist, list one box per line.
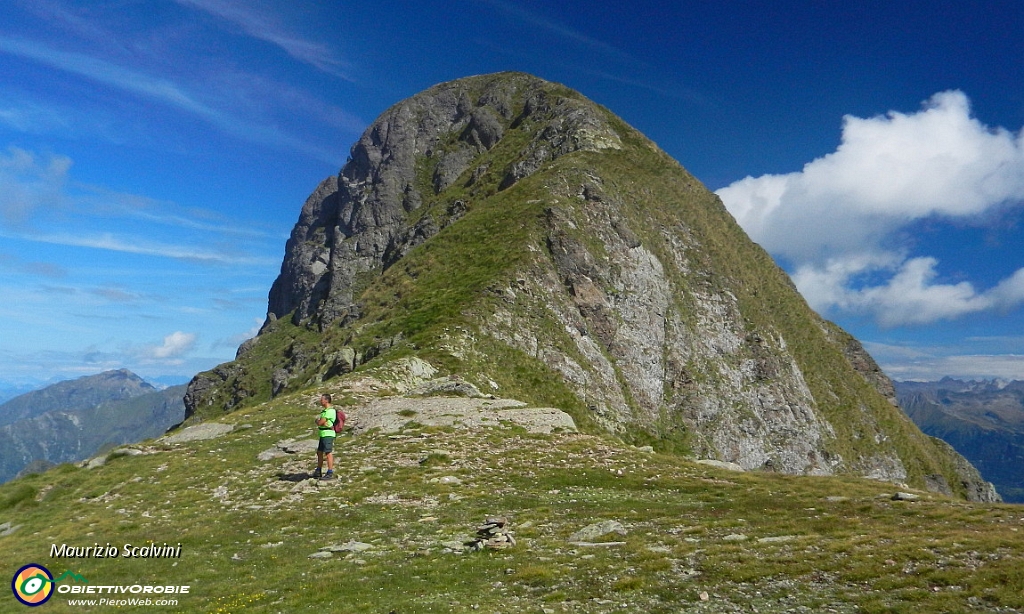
left=331, top=407, right=347, bottom=434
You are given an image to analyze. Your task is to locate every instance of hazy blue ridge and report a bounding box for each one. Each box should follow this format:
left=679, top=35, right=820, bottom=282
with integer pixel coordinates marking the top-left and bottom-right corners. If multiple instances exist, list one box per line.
left=0, top=370, right=186, bottom=483
left=896, top=379, right=1024, bottom=503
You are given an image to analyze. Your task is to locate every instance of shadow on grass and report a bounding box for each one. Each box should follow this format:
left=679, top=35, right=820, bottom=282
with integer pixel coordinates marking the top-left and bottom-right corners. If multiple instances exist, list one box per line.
left=276, top=472, right=312, bottom=482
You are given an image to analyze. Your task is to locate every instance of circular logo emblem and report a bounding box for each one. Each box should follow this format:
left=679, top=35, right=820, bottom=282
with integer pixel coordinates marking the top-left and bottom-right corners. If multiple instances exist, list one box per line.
left=11, top=564, right=53, bottom=607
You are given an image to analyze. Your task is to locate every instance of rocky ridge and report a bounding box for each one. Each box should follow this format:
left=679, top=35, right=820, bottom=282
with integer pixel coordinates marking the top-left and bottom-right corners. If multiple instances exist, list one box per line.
left=184, top=72, right=996, bottom=501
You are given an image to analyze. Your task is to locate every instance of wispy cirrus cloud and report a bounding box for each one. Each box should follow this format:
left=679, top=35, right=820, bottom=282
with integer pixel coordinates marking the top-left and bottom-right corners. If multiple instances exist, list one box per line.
left=475, top=0, right=632, bottom=63
left=0, top=35, right=213, bottom=117
left=173, top=0, right=352, bottom=81
left=15, top=230, right=278, bottom=266
left=0, top=252, right=67, bottom=278
left=0, top=34, right=344, bottom=163
left=0, top=147, right=279, bottom=266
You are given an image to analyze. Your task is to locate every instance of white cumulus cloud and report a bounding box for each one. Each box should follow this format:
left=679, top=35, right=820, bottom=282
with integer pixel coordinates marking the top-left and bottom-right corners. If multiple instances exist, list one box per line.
left=717, top=91, right=1024, bottom=326
left=148, top=331, right=197, bottom=361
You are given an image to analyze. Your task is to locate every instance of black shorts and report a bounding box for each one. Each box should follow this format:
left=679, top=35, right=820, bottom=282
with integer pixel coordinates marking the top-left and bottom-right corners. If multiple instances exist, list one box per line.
left=317, top=436, right=335, bottom=454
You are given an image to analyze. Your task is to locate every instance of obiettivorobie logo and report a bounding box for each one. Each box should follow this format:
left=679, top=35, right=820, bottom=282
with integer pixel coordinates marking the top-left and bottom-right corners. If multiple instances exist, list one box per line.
left=10, top=564, right=86, bottom=607
left=11, top=564, right=189, bottom=607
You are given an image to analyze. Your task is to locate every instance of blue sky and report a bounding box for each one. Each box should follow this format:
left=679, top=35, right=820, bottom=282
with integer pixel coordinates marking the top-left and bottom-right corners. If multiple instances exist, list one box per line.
left=1, top=0, right=1023, bottom=388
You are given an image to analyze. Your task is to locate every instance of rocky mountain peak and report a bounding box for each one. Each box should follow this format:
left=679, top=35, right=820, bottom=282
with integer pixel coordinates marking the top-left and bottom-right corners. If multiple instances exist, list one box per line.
left=187, top=72, right=997, bottom=502
left=266, top=72, right=620, bottom=327
left=0, top=369, right=155, bottom=427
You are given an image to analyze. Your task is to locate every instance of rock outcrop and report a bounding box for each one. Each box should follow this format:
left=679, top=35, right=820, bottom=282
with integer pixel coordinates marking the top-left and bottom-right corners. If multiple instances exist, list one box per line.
left=185, top=72, right=998, bottom=501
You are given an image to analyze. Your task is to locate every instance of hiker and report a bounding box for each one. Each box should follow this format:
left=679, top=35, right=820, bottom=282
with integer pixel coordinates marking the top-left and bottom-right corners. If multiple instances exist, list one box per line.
left=313, top=393, right=339, bottom=480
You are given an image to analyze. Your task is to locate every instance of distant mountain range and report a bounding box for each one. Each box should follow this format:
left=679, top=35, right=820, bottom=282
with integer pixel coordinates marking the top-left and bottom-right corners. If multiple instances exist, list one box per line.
left=895, top=378, right=1024, bottom=503
left=0, top=382, right=51, bottom=406
left=0, top=369, right=185, bottom=483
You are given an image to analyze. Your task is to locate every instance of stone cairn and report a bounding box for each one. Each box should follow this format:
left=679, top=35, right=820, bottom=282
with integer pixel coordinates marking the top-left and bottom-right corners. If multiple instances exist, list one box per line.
left=469, top=516, right=516, bottom=551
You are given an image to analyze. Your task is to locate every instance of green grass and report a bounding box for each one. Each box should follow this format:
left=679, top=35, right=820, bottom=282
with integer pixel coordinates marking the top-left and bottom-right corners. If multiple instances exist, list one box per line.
left=1, top=386, right=1022, bottom=613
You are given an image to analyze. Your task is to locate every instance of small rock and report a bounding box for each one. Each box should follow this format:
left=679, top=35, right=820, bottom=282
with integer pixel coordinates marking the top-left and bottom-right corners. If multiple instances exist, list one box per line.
left=258, top=438, right=319, bottom=461
left=322, top=541, right=374, bottom=553
left=723, top=534, right=748, bottom=542
left=308, top=551, right=333, bottom=559
left=291, top=480, right=319, bottom=494
left=892, top=492, right=921, bottom=502
left=111, top=447, right=144, bottom=457
left=699, top=591, right=710, bottom=602
left=161, top=422, right=233, bottom=444
left=429, top=475, right=463, bottom=485
left=695, top=459, right=745, bottom=472
left=569, top=520, right=627, bottom=543
left=84, top=456, right=107, bottom=469
left=442, top=540, right=467, bottom=552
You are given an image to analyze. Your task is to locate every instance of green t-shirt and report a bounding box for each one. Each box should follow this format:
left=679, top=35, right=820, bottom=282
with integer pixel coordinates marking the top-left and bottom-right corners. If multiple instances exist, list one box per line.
left=317, top=406, right=338, bottom=439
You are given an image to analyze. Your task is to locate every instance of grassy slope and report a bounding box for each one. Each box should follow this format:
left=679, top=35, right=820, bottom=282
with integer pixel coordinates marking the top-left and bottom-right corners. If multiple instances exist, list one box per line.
left=0, top=386, right=1022, bottom=613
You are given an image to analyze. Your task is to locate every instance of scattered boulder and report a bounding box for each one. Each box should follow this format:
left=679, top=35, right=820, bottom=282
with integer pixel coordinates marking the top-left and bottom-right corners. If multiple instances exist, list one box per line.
left=428, top=475, right=463, bottom=485
left=322, top=541, right=375, bottom=553
left=568, top=520, right=627, bottom=544
left=82, top=456, right=106, bottom=469
left=161, top=422, right=233, bottom=444
left=411, top=376, right=487, bottom=398
left=258, top=438, right=319, bottom=461
left=892, top=492, right=922, bottom=502
left=311, top=541, right=375, bottom=558
left=80, top=445, right=166, bottom=468
left=695, top=459, right=745, bottom=472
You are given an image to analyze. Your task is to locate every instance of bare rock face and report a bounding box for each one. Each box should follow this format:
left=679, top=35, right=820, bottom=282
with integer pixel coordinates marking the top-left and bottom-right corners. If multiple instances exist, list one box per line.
left=185, top=72, right=998, bottom=502
left=265, top=73, right=618, bottom=329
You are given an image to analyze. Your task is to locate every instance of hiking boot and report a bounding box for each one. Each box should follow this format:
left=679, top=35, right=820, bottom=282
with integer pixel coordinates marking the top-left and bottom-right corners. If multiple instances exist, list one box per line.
left=320, top=471, right=336, bottom=480
left=311, top=468, right=322, bottom=478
